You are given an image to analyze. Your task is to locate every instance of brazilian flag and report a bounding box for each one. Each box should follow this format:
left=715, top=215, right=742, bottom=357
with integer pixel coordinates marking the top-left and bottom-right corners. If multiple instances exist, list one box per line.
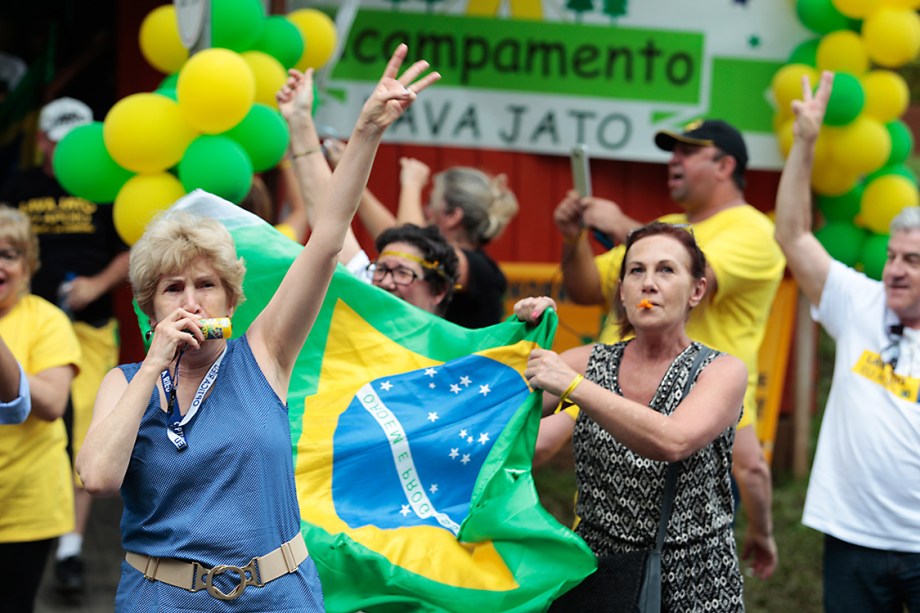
left=170, top=191, right=596, bottom=612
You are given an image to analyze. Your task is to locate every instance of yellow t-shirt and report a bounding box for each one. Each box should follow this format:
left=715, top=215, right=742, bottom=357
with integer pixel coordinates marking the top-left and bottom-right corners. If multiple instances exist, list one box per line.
left=594, top=205, right=785, bottom=430
left=0, top=294, right=80, bottom=542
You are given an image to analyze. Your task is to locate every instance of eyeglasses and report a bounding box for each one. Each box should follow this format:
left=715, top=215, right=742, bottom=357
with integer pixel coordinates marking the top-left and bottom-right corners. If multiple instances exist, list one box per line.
left=367, top=262, right=421, bottom=287
left=0, top=248, right=22, bottom=264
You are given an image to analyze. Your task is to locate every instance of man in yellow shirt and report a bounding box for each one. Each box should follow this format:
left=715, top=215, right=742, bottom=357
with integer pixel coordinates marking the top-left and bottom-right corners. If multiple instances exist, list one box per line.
left=548, top=119, right=782, bottom=579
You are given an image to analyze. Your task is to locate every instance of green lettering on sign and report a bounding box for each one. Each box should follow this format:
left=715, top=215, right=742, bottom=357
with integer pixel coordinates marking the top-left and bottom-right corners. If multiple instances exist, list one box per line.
left=334, top=10, right=702, bottom=104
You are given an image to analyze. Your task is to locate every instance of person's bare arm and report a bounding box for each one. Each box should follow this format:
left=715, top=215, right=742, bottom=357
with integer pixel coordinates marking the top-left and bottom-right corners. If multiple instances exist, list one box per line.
left=28, top=365, right=76, bottom=421
left=396, top=157, right=430, bottom=227
left=733, top=425, right=778, bottom=579
left=556, top=191, right=607, bottom=305
left=774, top=71, right=834, bottom=307
left=0, top=335, right=20, bottom=403
left=67, top=251, right=130, bottom=313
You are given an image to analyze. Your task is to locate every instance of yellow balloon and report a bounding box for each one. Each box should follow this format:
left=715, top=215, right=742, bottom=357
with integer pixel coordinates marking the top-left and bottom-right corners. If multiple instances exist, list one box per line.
left=103, top=93, right=198, bottom=173
left=860, top=174, right=920, bottom=233
left=241, top=51, right=287, bottom=108
left=139, top=5, right=188, bottom=74
left=832, top=0, right=882, bottom=17
left=771, top=64, right=819, bottom=116
left=861, top=70, right=910, bottom=122
left=862, top=7, right=920, bottom=67
left=289, top=8, right=337, bottom=71
left=828, top=116, right=892, bottom=175
left=881, top=0, right=920, bottom=8
left=177, top=48, right=255, bottom=134
left=113, top=173, right=186, bottom=246
left=817, top=30, right=869, bottom=75
left=812, top=158, right=859, bottom=196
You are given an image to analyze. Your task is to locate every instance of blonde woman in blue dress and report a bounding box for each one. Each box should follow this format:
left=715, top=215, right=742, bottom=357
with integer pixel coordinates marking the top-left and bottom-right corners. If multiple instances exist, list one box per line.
left=76, top=45, right=439, bottom=611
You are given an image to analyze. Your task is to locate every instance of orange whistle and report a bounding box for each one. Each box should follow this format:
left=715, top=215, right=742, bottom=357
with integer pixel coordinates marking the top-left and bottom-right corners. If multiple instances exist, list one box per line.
left=637, top=299, right=654, bottom=310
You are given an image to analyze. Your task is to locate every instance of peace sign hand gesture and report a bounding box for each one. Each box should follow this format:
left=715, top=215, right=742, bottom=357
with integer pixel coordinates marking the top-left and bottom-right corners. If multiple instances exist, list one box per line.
left=792, top=70, right=833, bottom=144
left=356, top=43, right=441, bottom=134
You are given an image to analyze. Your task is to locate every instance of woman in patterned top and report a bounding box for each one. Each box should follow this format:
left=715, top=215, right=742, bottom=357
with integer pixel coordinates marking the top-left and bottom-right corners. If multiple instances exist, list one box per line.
left=518, top=221, right=748, bottom=611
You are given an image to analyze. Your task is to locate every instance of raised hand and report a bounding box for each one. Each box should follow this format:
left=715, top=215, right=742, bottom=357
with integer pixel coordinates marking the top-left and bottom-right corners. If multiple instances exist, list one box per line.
left=357, top=44, right=440, bottom=133
left=553, top=190, right=587, bottom=242
left=400, top=157, right=431, bottom=190
left=792, top=70, right=833, bottom=144
left=276, top=67, right=315, bottom=122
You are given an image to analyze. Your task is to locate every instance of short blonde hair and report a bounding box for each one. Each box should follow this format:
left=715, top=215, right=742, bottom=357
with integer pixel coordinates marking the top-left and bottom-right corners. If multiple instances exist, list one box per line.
left=0, top=206, right=40, bottom=292
left=130, top=211, right=246, bottom=318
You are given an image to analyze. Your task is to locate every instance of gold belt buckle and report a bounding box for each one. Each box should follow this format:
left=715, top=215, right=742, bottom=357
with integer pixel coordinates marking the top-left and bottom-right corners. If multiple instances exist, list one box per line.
left=202, top=559, right=260, bottom=600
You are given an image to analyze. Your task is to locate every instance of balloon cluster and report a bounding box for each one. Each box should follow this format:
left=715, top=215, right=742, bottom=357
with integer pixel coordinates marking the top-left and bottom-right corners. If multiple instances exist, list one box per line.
left=772, top=0, right=920, bottom=278
left=53, top=0, right=337, bottom=245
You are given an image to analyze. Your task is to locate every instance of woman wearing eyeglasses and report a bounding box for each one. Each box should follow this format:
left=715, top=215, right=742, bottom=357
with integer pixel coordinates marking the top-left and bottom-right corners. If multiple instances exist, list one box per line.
left=365, top=224, right=459, bottom=317
left=0, top=205, right=80, bottom=612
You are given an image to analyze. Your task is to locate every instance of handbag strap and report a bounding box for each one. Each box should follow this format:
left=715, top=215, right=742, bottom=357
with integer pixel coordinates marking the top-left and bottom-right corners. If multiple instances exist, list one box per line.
left=654, top=345, right=715, bottom=553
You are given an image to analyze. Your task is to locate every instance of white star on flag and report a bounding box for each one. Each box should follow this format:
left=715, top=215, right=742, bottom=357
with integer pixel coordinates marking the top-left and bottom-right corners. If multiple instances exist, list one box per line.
left=460, top=375, right=472, bottom=386
left=380, top=381, right=393, bottom=392
left=449, top=448, right=459, bottom=459
left=429, top=484, right=439, bottom=494
left=429, top=383, right=436, bottom=389
left=479, top=384, right=491, bottom=396
left=450, top=383, right=461, bottom=394
left=461, top=454, right=471, bottom=465
left=459, top=429, right=468, bottom=438
left=400, top=504, right=411, bottom=517
left=478, top=432, right=490, bottom=445
left=427, top=412, right=439, bottom=422
left=425, top=367, right=438, bottom=377
left=467, top=436, right=474, bottom=444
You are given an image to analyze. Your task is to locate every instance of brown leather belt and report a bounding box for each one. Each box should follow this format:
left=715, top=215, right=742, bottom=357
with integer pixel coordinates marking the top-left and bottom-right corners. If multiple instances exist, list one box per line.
left=125, top=533, right=308, bottom=601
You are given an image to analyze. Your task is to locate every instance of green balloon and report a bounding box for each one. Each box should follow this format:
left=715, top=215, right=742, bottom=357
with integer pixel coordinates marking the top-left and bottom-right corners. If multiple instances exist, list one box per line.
left=178, top=135, right=253, bottom=204
left=212, top=0, right=265, bottom=53
left=788, top=38, right=820, bottom=66
left=867, top=164, right=918, bottom=185
left=159, top=73, right=179, bottom=90
left=859, top=232, right=889, bottom=280
left=251, top=16, right=304, bottom=70
left=224, top=103, right=289, bottom=172
left=824, top=73, right=864, bottom=127
left=816, top=221, right=866, bottom=266
left=796, top=0, right=850, bottom=34
left=885, top=120, right=914, bottom=166
left=817, top=184, right=863, bottom=223
left=52, top=122, right=133, bottom=204
left=154, top=87, right=178, bottom=101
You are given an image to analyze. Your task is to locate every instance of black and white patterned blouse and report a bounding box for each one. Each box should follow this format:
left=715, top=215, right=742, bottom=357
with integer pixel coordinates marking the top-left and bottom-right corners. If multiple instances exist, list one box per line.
left=573, top=341, right=744, bottom=612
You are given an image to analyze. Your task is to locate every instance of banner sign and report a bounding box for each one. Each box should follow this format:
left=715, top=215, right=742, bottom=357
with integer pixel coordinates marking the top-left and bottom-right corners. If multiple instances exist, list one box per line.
left=312, top=0, right=812, bottom=169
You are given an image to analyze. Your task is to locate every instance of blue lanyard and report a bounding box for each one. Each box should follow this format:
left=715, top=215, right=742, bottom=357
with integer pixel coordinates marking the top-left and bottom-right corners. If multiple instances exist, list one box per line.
left=160, top=347, right=227, bottom=451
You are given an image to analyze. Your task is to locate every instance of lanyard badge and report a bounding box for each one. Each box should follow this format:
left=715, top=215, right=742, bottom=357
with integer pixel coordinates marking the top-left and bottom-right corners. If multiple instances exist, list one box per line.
left=160, top=347, right=227, bottom=451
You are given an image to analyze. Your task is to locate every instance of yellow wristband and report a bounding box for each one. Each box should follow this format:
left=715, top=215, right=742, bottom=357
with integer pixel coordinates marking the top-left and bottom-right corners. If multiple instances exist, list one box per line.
left=554, top=373, right=584, bottom=413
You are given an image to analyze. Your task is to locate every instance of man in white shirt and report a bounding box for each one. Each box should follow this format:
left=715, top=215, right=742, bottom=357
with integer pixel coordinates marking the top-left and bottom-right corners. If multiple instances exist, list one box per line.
left=774, top=70, right=920, bottom=611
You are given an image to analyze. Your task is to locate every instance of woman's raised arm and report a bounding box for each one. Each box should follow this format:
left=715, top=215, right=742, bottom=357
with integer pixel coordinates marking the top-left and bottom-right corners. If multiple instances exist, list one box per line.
left=248, top=45, right=440, bottom=395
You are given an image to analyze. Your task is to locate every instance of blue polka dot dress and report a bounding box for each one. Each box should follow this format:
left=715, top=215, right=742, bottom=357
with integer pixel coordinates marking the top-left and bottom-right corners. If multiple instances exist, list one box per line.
left=115, top=336, right=324, bottom=612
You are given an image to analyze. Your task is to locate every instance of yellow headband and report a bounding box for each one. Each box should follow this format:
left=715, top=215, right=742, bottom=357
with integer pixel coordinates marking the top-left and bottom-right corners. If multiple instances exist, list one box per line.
left=379, top=250, right=441, bottom=271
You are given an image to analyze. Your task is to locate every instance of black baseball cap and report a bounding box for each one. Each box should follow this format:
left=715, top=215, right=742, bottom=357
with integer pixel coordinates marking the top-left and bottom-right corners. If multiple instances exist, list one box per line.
left=654, top=119, right=748, bottom=174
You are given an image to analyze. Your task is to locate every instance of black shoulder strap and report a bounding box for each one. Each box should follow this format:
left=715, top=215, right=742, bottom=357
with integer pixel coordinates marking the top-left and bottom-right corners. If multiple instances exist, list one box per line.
left=655, top=345, right=715, bottom=553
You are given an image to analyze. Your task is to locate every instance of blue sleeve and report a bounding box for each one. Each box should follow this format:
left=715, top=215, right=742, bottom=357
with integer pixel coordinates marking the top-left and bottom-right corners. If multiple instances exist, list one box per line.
left=0, top=363, right=30, bottom=425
